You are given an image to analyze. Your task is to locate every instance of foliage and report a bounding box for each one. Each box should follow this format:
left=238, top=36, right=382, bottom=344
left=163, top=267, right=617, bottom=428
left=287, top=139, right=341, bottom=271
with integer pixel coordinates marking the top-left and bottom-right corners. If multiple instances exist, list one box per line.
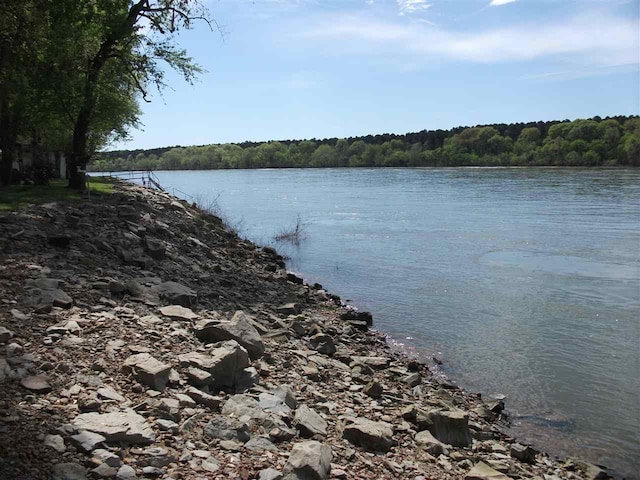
left=92, top=116, right=640, bottom=171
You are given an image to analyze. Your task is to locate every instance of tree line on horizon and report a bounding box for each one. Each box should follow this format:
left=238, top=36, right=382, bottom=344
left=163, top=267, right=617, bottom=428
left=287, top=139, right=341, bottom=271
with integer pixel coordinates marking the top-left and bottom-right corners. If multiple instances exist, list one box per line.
left=92, top=116, right=640, bottom=172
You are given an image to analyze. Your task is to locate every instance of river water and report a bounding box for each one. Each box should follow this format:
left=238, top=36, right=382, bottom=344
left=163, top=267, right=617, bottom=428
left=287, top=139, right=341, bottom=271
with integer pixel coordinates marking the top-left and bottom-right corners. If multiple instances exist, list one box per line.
left=144, top=168, right=639, bottom=477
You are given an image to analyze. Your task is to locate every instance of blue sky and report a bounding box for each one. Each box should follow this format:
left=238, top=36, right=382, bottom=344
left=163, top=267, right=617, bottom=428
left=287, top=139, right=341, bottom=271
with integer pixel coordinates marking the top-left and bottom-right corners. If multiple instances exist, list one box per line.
left=117, top=0, right=640, bottom=150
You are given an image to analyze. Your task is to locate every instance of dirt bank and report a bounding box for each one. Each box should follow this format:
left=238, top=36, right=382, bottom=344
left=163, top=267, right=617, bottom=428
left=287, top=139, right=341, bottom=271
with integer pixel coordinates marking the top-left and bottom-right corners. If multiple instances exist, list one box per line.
left=0, top=181, right=611, bottom=480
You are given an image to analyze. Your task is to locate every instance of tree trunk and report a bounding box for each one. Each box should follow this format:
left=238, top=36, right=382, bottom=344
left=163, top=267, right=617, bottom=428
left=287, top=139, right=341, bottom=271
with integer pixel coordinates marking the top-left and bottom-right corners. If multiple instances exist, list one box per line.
left=0, top=101, right=16, bottom=186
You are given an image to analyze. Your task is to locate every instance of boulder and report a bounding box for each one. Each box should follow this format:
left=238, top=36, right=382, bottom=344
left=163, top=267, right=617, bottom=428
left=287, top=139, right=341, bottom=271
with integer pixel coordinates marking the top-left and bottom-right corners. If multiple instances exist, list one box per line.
left=21, top=375, right=52, bottom=394
left=179, top=340, right=250, bottom=391
left=465, top=462, right=511, bottom=480
left=122, top=353, right=171, bottom=391
left=184, top=386, right=223, bottom=410
left=52, top=463, right=88, bottom=480
left=222, top=394, right=287, bottom=430
left=309, top=333, right=336, bottom=356
left=418, top=409, right=472, bottom=447
left=0, top=326, right=14, bottom=343
left=415, top=430, right=446, bottom=456
left=159, top=305, right=199, bottom=320
left=153, top=281, right=197, bottom=307
left=194, top=311, right=264, bottom=360
left=259, top=468, right=283, bottom=480
left=349, top=356, right=390, bottom=369
left=342, top=418, right=395, bottom=452
left=245, top=436, right=278, bottom=452
left=258, top=392, right=292, bottom=415
left=510, top=443, right=537, bottom=463
left=73, top=409, right=155, bottom=445
left=71, top=430, right=107, bottom=453
left=29, top=288, right=73, bottom=309
left=363, top=381, right=383, bottom=399
left=283, top=441, right=332, bottom=480
left=204, top=416, right=250, bottom=443
left=275, top=303, right=302, bottom=315
left=44, top=434, right=66, bottom=453
left=294, top=405, right=327, bottom=437
left=144, top=237, right=166, bottom=260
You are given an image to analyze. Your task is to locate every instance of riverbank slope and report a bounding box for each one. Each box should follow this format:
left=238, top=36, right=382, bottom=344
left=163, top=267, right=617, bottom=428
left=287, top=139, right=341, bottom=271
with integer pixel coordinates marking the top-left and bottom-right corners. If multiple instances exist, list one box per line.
left=0, top=181, right=611, bottom=480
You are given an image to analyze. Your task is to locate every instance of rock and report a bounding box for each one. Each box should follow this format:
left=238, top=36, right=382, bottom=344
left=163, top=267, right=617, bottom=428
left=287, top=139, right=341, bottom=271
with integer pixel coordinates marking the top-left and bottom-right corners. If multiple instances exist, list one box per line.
left=179, top=340, right=250, bottom=391
left=363, top=380, right=383, bottom=399
left=116, top=464, right=137, bottom=480
left=510, top=443, right=537, bottom=463
left=273, top=385, right=297, bottom=409
left=73, top=409, right=155, bottom=445
left=122, top=353, right=171, bottom=391
left=97, top=386, right=126, bottom=402
left=92, top=449, right=122, bottom=468
left=194, top=310, right=265, bottom=360
left=284, top=440, right=332, bottom=480
left=245, top=436, right=278, bottom=451
left=309, top=333, right=336, bottom=356
left=47, top=320, right=82, bottom=335
left=44, top=434, right=66, bottom=453
left=30, top=288, right=73, bottom=309
left=465, top=462, right=511, bottom=480
left=418, top=409, right=472, bottom=447
left=276, top=303, right=302, bottom=315
left=71, top=430, right=107, bottom=452
left=415, top=430, right=446, bottom=456
left=52, top=463, right=88, bottom=480
left=259, top=468, right=283, bottom=480
left=203, top=416, right=250, bottom=443
left=0, top=326, right=14, bottom=343
left=294, top=405, right=327, bottom=437
left=159, top=304, right=199, bottom=320
left=92, top=464, right=118, bottom=478
left=403, top=372, right=421, bottom=387
left=141, top=466, right=163, bottom=476
left=144, top=237, right=166, bottom=260
left=349, top=356, right=390, bottom=369
left=258, top=392, right=292, bottom=415
left=568, top=458, right=609, bottom=480
left=21, top=375, right=52, bottom=393
left=155, top=419, right=179, bottom=433
left=153, top=281, right=197, bottom=307
left=222, top=394, right=287, bottom=430
left=339, top=310, right=373, bottom=325
left=342, top=418, right=395, bottom=452
left=184, top=386, right=222, bottom=410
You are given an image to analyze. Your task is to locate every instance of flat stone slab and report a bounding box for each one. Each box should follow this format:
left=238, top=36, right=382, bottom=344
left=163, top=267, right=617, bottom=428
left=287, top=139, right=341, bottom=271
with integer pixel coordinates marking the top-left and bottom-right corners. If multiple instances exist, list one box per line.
left=153, top=281, right=197, bottom=307
left=159, top=305, right=199, bottom=320
left=122, top=353, right=171, bottom=390
left=465, top=462, right=511, bottom=480
left=21, top=375, right=52, bottom=394
left=194, top=310, right=264, bottom=360
left=349, top=356, right=390, bottom=369
left=73, top=409, right=155, bottom=445
left=342, top=418, right=395, bottom=452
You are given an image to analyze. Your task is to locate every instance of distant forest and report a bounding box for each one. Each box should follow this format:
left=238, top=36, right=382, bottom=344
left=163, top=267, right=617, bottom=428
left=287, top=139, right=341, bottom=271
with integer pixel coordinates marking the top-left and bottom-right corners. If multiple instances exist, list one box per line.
left=91, top=116, right=640, bottom=171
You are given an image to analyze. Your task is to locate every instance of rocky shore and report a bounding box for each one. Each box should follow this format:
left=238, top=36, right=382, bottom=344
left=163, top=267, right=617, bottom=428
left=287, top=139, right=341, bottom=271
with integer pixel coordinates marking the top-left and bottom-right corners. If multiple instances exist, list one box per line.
left=0, top=181, right=612, bottom=480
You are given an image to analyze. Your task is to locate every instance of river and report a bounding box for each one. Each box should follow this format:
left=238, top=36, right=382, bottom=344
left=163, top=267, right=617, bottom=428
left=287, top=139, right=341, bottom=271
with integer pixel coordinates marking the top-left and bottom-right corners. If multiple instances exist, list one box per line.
left=129, top=167, right=639, bottom=477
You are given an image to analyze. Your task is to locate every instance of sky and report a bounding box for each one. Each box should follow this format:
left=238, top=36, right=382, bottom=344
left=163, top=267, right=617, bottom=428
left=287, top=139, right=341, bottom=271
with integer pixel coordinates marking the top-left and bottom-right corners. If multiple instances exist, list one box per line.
left=114, top=0, right=640, bottom=150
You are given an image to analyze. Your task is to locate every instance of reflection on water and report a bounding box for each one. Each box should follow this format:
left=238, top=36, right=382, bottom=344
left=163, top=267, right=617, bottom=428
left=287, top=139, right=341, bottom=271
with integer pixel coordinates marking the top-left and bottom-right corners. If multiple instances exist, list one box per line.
left=150, top=167, right=640, bottom=478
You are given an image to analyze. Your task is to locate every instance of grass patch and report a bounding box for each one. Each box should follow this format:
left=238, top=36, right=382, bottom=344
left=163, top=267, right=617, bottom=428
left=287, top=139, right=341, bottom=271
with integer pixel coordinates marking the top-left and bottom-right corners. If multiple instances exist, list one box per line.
left=0, top=177, right=114, bottom=211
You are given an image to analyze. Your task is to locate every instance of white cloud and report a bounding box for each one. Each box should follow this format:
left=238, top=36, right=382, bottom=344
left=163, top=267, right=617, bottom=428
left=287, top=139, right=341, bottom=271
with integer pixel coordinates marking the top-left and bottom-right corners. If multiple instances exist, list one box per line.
left=296, top=12, right=639, bottom=68
left=489, top=0, right=517, bottom=6
left=397, top=0, right=431, bottom=15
